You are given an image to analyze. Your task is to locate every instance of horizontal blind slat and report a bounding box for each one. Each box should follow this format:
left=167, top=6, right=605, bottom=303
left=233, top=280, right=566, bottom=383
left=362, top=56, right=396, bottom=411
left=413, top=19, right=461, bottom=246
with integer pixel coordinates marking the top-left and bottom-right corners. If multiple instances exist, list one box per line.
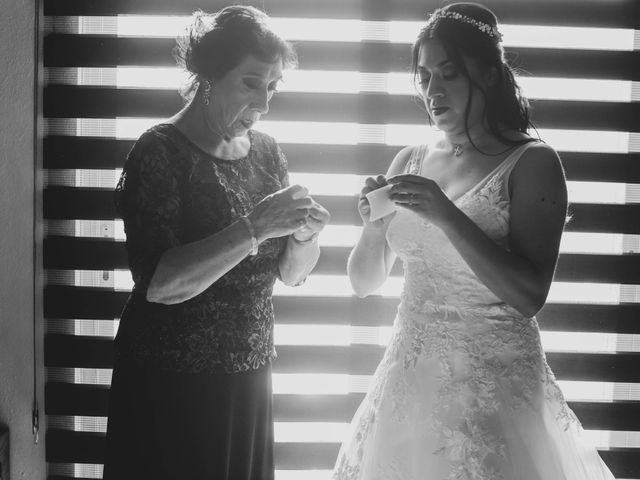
left=42, top=0, right=640, bottom=28
left=43, top=86, right=640, bottom=132
left=43, top=137, right=640, bottom=183
left=43, top=35, right=640, bottom=80
left=44, top=334, right=640, bottom=382
left=45, top=383, right=640, bottom=431
left=43, top=237, right=640, bottom=284
left=42, top=188, right=640, bottom=233
left=44, top=429, right=640, bottom=475
left=42, top=286, right=640, bottom=333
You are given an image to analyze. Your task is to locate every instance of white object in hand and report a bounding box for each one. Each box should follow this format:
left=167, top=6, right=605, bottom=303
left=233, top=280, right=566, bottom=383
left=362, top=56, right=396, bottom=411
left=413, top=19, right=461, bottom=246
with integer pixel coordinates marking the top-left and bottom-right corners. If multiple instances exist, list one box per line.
left=365, top=185, right=396, bottom=221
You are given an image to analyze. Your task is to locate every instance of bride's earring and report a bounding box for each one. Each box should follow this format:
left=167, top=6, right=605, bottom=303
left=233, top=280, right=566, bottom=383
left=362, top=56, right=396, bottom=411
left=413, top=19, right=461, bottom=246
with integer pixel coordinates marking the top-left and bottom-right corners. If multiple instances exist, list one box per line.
left=202, top=80, right=212, bottom=106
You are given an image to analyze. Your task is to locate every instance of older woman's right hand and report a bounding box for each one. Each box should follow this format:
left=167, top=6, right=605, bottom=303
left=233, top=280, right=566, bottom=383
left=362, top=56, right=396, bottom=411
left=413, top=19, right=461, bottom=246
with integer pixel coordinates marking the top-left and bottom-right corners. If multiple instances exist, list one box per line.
left=248, top=185, right=314, bottom=242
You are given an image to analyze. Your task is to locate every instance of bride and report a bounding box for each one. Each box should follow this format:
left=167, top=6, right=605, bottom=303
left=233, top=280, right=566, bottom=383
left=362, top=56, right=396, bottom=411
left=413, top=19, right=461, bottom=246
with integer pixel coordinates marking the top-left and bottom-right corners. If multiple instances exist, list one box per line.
left=332, top=3, right=615, bottom=480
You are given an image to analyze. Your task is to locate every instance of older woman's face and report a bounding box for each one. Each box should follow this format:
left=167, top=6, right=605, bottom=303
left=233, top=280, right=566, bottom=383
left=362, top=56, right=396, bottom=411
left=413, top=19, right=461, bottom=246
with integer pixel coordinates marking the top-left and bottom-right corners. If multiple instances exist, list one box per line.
left=417, top=39, right=489, bottom=135
left=207, top=54, right=283, bottom=138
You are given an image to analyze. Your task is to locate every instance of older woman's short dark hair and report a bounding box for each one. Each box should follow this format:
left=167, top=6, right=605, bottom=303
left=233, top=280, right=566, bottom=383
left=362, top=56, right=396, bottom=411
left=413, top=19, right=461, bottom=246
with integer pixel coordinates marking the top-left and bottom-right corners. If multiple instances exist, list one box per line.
left=174, top=5, right=297, bottom=100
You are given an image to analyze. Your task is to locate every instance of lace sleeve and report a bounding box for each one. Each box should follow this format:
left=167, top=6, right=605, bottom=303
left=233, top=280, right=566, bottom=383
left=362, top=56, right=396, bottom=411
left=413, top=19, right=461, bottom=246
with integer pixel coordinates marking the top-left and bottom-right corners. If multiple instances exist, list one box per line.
left=114, top=133, right=184, bottom=293
left=274, top=142, right=290, bottom=188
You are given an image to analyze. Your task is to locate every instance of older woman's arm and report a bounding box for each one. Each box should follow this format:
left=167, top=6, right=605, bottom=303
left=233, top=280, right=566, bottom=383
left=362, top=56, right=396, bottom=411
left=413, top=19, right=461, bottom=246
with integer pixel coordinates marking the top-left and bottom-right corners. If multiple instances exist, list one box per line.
left=278, top=201, right=330, bottom=286
left=147, top=185, right=315, bottom=304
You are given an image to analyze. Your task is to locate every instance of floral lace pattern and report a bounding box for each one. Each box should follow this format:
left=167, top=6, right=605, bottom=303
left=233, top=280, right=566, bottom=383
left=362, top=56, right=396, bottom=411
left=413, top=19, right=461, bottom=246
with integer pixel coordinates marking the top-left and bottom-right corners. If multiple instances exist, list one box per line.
left=333, top=142, right=611, bottom=480
left=114, top=124, right=289, bottom=373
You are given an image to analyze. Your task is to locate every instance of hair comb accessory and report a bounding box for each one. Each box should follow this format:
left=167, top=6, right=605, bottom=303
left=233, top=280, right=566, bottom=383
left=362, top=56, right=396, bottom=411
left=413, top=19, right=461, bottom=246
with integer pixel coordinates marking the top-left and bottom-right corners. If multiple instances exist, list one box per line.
left=428, top=10, right=502, bottom=40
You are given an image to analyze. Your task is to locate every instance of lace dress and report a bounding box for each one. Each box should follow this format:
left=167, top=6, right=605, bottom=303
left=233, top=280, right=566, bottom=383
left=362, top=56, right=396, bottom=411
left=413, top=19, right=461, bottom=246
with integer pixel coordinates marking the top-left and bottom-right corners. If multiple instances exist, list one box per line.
left=333, top=142, right=615, bottom=480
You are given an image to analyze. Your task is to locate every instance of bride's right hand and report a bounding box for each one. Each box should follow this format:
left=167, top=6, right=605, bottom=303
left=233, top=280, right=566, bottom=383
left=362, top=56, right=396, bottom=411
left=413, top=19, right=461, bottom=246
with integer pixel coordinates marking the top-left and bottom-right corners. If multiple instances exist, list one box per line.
left=357, top=175, right=392, bottom=227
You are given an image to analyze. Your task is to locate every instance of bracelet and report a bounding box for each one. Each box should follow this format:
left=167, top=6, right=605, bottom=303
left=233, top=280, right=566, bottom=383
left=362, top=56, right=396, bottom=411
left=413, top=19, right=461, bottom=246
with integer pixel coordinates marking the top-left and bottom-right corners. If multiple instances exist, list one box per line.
left=239, top=216, right=259, bottom=256
left=291, top=231, right=319, bottom=246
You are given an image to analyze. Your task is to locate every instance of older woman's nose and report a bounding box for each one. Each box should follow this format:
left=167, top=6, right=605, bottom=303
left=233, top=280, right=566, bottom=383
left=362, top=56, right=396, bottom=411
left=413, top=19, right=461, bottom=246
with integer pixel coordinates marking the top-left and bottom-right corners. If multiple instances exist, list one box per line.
left=253, top=89, right=271, bottom=114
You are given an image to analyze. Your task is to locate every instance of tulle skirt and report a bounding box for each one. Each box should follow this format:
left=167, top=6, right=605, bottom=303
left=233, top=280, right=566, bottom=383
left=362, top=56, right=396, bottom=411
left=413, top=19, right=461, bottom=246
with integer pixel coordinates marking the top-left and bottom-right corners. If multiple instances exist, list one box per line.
left=332, top=312, right=615, bottom=480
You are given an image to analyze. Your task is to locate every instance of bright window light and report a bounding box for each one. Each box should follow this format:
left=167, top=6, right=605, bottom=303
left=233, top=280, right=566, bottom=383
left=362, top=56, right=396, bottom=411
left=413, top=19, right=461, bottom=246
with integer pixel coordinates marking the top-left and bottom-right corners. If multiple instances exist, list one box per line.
left=116, top=15, right=189, bottom=38
left=275, top=324, right=350, bottom=346
left=540, top=331, right=640, bottom=353
left=73, top=463, right=102, bottom=479
left=567, top=181, right=632, bottom=204
left=270, top=18, right=364, bottom=43
left=560, top=232, right=634, bottom=255
left=518, top=77, right=633, bottom=102
left=276, top=471, right=332, bottom=480
left=65, top=415, right=640, bottom=449
left=64, top=368, right=640, bottom=402
left=547, top=282, right=624, bottom=304
left=288, top=172, right=364, bottom=196
left=72, top=368, right=112, bottom=385
left=537, top=128, right=629, bottom=154
left=109, top=16, right=636, bottom=51
left=63, top=271, right=638, bottom=306
left=500, top=24, right=636, bottom=52
left=53, top=170, right=636, bottom=206
left=273, top=274, right=403, bottom=297
left=273, top=373, right=349, bottom=394
left=49, top=67, right=635, bottom=103
left=53, top=221, right=639, bottom=255
left=317, top=225, right=363, bottom=247
left=116, top=66, right=188, bottom=89
left=52, top=118, right=634, bottom=154
left=388, top=21, right=635, bottom=51
left=282, top=70, right=360, bottom=93
left=583, top=430, right=640, bottom=450
left=275, top=422, right=347, bottom=443
left=261, top=121, right=361, bottom=145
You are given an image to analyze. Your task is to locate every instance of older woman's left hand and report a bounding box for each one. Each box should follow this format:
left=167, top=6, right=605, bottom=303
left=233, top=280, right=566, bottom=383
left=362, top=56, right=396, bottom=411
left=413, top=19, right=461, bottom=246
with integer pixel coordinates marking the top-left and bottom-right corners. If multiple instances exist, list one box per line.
left=387, top=174, right=456, bottom=227
left=293, top=198, right=331, bottom=241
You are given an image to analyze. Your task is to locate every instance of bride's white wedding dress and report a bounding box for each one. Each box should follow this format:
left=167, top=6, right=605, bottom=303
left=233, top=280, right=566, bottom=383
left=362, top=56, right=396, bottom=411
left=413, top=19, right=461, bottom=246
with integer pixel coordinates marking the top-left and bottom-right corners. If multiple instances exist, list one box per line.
left=333, top=142, right=615, bottom=480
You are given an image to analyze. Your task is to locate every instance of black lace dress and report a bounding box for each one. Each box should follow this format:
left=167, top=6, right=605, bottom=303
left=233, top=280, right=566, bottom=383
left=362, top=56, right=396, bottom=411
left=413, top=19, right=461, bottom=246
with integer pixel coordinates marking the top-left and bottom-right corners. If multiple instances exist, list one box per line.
left=104, top=124, right=289, bottom=480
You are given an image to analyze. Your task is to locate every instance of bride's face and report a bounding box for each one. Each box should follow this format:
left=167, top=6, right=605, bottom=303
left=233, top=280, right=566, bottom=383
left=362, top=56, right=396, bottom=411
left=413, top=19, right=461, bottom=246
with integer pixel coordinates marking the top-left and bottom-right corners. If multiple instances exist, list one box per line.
left=417, top=39, right=491, bottom=135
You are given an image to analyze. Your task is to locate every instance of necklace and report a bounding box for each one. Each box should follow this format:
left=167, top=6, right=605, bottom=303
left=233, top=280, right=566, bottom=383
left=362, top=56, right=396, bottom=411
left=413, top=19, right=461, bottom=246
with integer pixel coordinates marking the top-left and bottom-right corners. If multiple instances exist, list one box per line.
left=452, top=144, right=464, bottom=156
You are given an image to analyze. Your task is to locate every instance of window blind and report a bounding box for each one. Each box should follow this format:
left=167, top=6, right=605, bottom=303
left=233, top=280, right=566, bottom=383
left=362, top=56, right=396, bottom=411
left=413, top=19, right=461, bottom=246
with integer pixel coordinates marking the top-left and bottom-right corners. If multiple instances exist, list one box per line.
left=43, top=0, right=640, bottom=478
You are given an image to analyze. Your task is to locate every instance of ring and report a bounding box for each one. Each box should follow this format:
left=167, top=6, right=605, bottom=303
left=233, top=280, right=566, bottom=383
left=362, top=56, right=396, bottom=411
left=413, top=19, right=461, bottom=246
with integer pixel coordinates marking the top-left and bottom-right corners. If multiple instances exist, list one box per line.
left=409, top=193, right=415, bottom=206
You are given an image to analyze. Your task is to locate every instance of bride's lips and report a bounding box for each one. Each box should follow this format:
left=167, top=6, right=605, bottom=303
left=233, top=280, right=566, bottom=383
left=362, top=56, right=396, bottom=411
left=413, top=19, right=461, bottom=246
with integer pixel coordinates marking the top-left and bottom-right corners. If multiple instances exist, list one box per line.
left=240, top=119, right=256, bottom=128
left=431, top=106, right=449, bottom=116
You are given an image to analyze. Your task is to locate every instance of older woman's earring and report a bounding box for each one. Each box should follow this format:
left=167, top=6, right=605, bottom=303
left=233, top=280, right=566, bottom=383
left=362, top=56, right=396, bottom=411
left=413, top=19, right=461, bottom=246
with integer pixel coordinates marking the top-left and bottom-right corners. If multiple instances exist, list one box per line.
left=202, top=80, right=212, bottom=106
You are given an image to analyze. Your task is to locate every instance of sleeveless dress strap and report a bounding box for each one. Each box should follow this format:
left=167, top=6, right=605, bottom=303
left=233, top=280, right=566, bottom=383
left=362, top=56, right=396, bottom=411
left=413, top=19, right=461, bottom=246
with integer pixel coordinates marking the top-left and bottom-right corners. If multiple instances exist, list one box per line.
left=405, top=144, right=429, bottom=175
left=499, top=141, right=539, bottom=201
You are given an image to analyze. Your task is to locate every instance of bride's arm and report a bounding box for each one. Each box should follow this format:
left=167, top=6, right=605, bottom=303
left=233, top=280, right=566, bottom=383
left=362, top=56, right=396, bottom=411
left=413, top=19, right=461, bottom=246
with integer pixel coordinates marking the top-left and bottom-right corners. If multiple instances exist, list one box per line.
left=432, top=144, right=567, bottom=317
left=348, top=147, right=414, bottom=297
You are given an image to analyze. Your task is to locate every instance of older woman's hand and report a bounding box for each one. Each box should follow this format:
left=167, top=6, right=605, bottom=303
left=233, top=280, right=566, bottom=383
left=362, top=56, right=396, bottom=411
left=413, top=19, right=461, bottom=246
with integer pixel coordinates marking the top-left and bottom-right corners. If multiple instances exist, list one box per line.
left=248, top=185, right=316, bottom=242
left=293, top=198, right=330, bottom=241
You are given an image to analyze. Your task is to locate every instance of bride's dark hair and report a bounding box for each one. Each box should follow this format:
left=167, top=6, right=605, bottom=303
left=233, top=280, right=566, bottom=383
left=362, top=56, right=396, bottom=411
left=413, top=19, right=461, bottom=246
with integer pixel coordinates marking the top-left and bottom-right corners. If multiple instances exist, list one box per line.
left=412, top=2, right=535, bottom=150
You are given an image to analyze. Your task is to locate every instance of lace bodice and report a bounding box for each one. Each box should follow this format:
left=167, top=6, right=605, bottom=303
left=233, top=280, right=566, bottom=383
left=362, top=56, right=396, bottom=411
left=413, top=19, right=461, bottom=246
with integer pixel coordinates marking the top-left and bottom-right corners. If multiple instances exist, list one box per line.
left=387, top=142, right=528, bottom=320
left=114, top=124, right=289, bottom=374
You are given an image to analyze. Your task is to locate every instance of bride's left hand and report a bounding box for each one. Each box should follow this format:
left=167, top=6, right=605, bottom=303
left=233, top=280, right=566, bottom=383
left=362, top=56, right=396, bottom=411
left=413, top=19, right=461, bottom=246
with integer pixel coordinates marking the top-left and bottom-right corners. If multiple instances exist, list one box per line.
left=387, top=174, right=456, bottom=227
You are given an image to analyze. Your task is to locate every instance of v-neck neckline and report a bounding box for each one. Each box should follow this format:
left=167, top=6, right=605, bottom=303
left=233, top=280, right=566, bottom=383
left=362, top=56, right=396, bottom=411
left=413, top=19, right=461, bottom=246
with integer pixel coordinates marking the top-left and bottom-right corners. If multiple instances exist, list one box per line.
left=413, top=142, right=530, bottom=205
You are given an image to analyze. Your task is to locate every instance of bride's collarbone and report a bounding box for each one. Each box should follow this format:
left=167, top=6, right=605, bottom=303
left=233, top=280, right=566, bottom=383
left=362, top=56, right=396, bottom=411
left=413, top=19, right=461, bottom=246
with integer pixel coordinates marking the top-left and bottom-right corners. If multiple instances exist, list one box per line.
left=422, top=150, right=508, bottom=199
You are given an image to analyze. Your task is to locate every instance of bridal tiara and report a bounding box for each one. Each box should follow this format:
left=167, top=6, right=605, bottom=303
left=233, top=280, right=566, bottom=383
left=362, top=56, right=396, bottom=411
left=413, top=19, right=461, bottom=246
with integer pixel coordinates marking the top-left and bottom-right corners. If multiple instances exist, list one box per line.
left=427, top=11, right=502, bottom=40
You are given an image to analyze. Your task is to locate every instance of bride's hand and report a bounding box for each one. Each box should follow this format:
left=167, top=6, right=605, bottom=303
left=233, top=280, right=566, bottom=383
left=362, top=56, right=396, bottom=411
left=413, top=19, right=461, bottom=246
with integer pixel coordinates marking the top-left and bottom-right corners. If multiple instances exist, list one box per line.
left=357, top=175, right=393, bottom=227
left=387, top=174, right=455, bottom=227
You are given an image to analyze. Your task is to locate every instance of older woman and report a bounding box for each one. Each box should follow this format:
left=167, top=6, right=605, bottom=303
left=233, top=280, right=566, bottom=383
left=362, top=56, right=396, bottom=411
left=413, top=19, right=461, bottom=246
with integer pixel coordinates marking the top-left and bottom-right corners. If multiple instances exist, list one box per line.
left=104, top=6, right=329, bottom=479
left=334, top=3, right=614, bottom=479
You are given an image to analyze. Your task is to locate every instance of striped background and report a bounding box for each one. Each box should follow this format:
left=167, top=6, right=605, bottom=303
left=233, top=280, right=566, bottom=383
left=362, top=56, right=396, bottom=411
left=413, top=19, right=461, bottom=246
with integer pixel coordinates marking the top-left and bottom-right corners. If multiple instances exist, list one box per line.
left=42, top=0, right=639, bottom=478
